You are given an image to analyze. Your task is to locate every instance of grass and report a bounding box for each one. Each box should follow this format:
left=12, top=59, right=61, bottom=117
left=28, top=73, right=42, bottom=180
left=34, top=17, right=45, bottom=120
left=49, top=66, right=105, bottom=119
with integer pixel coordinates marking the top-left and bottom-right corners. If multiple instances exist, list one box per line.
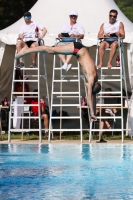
left=0, top=131, right=132, bottom=141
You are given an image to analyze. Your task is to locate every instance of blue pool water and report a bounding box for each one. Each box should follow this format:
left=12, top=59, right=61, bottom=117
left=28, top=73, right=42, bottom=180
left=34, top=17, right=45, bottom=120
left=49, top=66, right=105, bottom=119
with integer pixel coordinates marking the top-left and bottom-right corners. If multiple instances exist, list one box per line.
left=0, top=144, right=133, bottom=200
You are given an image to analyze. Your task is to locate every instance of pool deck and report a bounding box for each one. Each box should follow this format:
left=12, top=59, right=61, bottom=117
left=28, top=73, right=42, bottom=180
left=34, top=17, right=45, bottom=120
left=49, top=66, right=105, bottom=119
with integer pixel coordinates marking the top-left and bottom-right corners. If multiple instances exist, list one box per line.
left=0, top=139, right=133, bottom=144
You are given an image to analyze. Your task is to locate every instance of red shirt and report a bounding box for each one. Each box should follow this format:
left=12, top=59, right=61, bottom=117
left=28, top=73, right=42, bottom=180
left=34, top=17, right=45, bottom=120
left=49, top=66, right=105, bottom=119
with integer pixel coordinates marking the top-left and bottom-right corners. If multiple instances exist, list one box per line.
left=31, top=101, right=46, bottom=116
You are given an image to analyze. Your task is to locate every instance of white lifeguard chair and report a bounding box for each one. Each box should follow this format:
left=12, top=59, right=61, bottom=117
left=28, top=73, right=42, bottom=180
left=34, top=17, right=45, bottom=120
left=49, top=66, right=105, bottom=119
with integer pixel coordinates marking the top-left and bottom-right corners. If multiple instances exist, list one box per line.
left=89, top=37, right=131, bottom=143
left=48, top=37, right=86, bottom=142
left=8, top=39, right=50, bottom=143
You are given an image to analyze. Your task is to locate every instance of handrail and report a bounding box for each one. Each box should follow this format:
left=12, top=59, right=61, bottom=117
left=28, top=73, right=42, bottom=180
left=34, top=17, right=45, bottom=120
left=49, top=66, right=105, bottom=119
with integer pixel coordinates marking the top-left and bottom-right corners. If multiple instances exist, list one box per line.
left=55, top=37, right=79, bottom=43
left=98, top=37, right=124, bottom=40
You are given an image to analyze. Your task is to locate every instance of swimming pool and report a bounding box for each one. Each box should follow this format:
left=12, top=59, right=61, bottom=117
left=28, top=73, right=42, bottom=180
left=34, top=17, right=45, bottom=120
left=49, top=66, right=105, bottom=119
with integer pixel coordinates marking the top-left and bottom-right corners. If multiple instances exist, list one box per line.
left=0, top=144, right=133, bottom=200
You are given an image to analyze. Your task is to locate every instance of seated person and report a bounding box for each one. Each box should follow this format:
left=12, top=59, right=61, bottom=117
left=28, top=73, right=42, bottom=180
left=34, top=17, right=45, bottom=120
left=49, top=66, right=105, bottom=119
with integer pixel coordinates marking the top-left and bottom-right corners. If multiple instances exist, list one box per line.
left=97, top=9, right=125, bottom=68
left=16, top=11, right=47, bottom=68
left=31, top=93, right=49, bottom=136
left=57, top=10, right=85, bottom=71
left=81, top=97, right=88, bottom=120
left=96, top=88, right=117, bottom=142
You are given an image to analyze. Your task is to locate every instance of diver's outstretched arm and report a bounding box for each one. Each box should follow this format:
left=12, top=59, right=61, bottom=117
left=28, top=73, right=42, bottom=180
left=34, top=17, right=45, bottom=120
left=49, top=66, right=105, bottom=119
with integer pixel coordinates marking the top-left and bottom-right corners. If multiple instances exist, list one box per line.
left=15, top=43, right=74, bottom=59
left=85, top=81, right=97, bottom=121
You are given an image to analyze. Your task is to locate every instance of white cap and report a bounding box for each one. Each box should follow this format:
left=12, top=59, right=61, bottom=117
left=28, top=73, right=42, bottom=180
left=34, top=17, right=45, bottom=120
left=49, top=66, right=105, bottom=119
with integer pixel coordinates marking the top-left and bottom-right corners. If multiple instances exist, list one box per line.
left=69, top=10, right=78, bottom=16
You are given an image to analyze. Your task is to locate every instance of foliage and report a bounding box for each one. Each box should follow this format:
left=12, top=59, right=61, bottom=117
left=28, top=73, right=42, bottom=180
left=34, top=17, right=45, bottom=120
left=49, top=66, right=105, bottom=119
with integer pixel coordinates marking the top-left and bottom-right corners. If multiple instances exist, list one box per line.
left=0, top=0, right=37, bottom=30
left=0, top=1, right=133, bottom=30
left=1, top=132, right=131, bottom=141
left=114, top=0, right=133, bottom=22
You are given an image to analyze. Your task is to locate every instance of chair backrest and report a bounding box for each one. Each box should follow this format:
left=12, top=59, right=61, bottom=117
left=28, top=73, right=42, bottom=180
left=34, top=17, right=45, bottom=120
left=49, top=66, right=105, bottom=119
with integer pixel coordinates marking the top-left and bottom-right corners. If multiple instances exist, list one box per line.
left=60, top=37, right=77, bottom=42
left=36, top=38, right=45, bottom=46
left=104, top=98, right=118, bottom=104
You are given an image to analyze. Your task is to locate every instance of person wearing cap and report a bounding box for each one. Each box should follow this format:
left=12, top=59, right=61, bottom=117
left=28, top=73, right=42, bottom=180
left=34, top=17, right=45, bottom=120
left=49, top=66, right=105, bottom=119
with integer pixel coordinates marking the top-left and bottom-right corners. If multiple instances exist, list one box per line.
left=16, top=11, right=47, bottom=68
left=57, top=10, right=85, bottom=71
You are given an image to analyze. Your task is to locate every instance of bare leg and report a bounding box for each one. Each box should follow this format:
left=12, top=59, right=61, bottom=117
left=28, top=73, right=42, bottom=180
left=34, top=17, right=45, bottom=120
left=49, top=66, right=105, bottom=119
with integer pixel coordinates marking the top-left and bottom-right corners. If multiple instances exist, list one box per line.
left=105, top=120, right=111, bottom=129
left=97, top=41, right=109, bottom=68
left=58, top=54, right=73, bottom=71
left=16, top=40, right=28, bottom=63
left=41, top=114, right=49, bottom=129
left=66, top=55, right=73, bottom=63
left=107, top=41, right=118, bottom=68
left=57, top=54, right=73, bottom=71
left=96, top=120, right=108, bottom=142
left=58, top=54, right=67, bottom=64
left=30, top=42, right=37, bottom=64
left=99, top=120, right=104, bottom=140
left=15, top=43, right=74, bottom=59
left=85, top=82, right=97, bottom=121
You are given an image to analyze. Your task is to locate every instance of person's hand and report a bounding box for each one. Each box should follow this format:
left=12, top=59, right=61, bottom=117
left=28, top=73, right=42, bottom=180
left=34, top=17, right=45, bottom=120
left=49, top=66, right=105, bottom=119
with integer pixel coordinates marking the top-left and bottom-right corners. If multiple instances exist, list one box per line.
left=17, top=36, right=24, bottom=41
left=115, top=32, right=121, bottom=37
left=70, top=34, right=76, bottom=38
left=113, top=108, right=117, bottom=114
left=96, top=109, right=99, bottom=115
left=104, top=33, right=110, bottom=37
left=90, top=114, right=97, bottom=122
left=58, top=33, right=63, bottom=38
left=21, top=35, right=25, bottom=40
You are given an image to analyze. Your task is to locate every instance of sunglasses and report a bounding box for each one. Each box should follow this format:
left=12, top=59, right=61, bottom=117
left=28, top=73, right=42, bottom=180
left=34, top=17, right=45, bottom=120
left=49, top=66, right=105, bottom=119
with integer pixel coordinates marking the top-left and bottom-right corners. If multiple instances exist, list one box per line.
left=70, top=15, right=77, bottom=18
left=24, top=16, right=31, bottom=19
left=109, top=15, right=117, bottom=19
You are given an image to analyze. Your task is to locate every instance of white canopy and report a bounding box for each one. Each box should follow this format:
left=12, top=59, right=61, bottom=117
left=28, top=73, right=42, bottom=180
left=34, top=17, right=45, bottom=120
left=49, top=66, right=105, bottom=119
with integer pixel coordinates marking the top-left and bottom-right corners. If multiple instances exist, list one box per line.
left=0, top=0, right=133, bottom=134
left=0, top=0, right=133, bottom=46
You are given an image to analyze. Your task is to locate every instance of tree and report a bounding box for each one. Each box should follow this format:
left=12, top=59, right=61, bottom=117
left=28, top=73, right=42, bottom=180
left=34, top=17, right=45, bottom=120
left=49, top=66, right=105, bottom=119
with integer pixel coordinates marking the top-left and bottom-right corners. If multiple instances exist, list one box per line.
left=0, top=0, right=37, bottom=30
left=0, top=0, right=133, bottom=30
left=114, top=0, right=133, bottom=22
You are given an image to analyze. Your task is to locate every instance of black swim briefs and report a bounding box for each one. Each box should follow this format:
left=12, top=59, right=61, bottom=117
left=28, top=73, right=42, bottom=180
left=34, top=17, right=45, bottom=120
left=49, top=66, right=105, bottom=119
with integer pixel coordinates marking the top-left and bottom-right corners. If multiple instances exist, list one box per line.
left=73, top=42, right=84, bottom=56
left=26, top=41, right=36, bottom=48
left=103, top=37, right=118, bottom=45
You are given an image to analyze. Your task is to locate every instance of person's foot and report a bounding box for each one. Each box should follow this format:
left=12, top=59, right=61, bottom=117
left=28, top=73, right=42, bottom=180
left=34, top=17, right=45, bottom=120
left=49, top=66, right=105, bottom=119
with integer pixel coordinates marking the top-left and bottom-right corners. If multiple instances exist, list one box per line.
left=45, top=132, right=48, bottom=137
left=107, top=63, right=112, bottom=68
left=61, top=63, right=68, bottom=71
left=97, top=63, right=102, bottom=69
left=66, top=64, right=72, bottom=71
left=96, top=138, right=107, bottom=143
left=15, top=62, right=24, bottom=69
left=30, top=63, right=36, bottom=68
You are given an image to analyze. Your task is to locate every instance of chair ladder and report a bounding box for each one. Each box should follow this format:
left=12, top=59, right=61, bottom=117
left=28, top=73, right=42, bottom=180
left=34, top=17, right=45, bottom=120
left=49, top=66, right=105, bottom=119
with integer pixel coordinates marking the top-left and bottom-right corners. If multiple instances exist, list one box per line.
left=8, top=52, right=50, bottom=143
left=89, top=37, right=131, bottom=143
left=48, top=54, right=83, bottom=142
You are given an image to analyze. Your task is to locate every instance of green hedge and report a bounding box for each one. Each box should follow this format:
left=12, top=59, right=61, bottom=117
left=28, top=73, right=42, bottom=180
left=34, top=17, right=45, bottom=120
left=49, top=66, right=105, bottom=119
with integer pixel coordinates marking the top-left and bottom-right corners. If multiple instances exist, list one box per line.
left=114, top=0, right=133, bottom=22
left=0, top=0, right=37, bottom=30
left=0, top=1, right=133, bottom=31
